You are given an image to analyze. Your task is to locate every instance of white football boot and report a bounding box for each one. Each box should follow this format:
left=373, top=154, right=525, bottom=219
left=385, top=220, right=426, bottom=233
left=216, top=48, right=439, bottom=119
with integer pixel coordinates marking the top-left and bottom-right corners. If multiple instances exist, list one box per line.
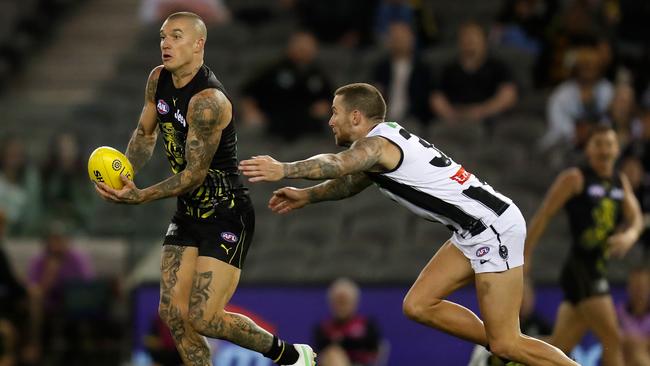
left=287, top=344, right=316, bottom=366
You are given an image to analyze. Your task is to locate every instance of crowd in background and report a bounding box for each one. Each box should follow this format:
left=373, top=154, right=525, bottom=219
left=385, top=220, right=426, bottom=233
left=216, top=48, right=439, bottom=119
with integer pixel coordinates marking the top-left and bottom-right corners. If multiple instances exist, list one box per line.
left=0, top=0, right=649, bottom=364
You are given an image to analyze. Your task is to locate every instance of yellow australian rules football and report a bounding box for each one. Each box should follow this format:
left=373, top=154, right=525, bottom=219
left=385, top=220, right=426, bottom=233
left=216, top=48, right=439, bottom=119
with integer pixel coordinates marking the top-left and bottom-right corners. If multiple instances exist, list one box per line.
left=88, top=146, right=134, bottom=189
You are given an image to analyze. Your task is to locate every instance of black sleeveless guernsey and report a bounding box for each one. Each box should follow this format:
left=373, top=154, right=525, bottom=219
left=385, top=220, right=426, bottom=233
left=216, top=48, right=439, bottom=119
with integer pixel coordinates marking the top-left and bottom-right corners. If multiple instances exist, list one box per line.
left=154, top=65, right=248, bottom=220
left=560, top=165, right=624, bottom=303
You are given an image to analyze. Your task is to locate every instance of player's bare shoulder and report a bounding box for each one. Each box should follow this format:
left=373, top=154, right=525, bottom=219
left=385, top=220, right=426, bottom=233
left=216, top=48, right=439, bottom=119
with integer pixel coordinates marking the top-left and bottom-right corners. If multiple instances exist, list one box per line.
left=350, top=136, right=385, bottom=154
left=145, top=65, right=165, bottom=102
left=558, top=167, right=584, bottom=195
left=187, top=88, right=232, bottom=130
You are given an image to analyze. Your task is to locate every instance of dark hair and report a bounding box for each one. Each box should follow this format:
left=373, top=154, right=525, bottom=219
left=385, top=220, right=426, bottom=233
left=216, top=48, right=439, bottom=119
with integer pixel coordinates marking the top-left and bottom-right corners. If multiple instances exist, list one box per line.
left=334, top=83, right=386, bottom=122
left=586, top=123, right=616, bottom=143
left=458, top=20, right=486, bottom=38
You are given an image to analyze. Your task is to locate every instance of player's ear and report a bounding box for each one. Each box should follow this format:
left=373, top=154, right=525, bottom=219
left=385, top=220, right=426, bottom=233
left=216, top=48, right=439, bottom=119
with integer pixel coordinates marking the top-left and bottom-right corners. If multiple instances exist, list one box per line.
left=195, top=37, right=205, bottom=52
left=352, top=110, right=361, bottom=125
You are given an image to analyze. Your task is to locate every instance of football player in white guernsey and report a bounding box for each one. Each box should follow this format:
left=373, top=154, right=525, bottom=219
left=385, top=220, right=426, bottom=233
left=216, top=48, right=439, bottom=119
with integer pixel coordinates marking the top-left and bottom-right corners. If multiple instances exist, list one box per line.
left=240, top=83, right=578, bottom=365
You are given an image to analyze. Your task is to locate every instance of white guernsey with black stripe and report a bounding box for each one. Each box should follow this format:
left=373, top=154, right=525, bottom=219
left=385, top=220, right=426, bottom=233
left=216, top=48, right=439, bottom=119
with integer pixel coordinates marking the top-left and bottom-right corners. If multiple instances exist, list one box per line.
left=365, top=122, right=511, bottom=239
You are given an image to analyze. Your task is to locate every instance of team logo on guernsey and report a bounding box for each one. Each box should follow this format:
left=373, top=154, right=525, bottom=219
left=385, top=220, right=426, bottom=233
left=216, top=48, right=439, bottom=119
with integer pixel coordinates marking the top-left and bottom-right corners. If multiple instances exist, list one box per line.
left=476, top=246, right=490, bottom=257
left=499, top=245, right=509, bottom=260
left=221, top=232, right=238, bottom=243
left=157, top=99, right=170, bottom=114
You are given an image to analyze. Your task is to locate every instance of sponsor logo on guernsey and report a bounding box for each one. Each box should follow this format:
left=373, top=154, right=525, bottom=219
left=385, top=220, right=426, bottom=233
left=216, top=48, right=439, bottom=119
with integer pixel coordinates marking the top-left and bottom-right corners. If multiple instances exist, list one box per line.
left=174, top=109, right=187, bottom=127
left=610, top=187, right=624, bottom=200
left=157, top=99, right=170, bottom=114
left=221, top=232, right=238, bottom=243
left=476, top=246, right=490, bottom=257
left=587, top=184, right=605, bottom=198
left=450, top=166, right=472, bottom=184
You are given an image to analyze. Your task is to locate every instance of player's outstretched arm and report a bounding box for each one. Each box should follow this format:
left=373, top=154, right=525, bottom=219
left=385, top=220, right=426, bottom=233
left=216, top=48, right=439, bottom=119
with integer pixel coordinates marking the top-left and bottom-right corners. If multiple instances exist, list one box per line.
left=239, top=137, right=384, bottom=182
left=97, top=89, right=231, bottom=204
left=524, top=167, right=582, bottom=274
left=126, top=66, right=162, bottom=174
left=607, top=173, right=643, bottom=258
left=268, top=173, right=372, bottom=214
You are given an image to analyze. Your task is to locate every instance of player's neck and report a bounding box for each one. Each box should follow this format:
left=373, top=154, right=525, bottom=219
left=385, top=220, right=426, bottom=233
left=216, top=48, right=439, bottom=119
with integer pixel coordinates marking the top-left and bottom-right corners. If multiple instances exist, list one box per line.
left=171, top=60, right=203, bottom=88
left=591, top=162, right=613, bottom=178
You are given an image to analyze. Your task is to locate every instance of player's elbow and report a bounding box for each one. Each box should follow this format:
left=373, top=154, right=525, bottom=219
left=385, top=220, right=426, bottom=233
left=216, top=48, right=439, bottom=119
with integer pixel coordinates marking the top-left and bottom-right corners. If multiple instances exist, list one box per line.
left=184, top=168, right=208, bottom=192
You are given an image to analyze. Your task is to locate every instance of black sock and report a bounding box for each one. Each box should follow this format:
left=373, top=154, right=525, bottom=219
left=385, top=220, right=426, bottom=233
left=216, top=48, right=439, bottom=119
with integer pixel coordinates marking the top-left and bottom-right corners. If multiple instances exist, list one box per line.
left=263, top=335, right=299, bottom=365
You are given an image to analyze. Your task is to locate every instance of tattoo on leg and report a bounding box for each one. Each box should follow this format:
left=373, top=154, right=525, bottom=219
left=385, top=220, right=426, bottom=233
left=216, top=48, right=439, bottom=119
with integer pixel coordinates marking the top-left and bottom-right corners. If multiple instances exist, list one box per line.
left=189, top=270, right=274, bottom=353
left=160, top=246, right=186, bottom=309
left=159, top=246, right=212, bottom=366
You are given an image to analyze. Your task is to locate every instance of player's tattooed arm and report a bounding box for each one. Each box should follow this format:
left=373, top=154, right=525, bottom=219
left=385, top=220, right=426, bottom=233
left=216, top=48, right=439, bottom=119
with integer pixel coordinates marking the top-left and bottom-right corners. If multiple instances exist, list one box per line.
left=307, top=172, right=373, bottom=203
left=284, top=137, right=384, bottom=179
left=126, top=66, right=162, bottom=173
left=138, top=89, right=231, bottom=203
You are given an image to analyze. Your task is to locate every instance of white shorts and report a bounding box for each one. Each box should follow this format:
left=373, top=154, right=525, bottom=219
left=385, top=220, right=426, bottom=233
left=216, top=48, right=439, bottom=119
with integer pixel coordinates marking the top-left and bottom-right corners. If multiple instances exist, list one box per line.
left=450, top=204, right=526, bottom=273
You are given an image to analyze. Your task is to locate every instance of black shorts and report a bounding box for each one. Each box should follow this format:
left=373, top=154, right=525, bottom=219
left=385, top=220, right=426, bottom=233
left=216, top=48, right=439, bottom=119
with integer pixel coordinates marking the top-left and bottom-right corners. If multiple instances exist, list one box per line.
left=163, top=201, right=255, bottom=269
left=560, top=257, right=610, bottom=304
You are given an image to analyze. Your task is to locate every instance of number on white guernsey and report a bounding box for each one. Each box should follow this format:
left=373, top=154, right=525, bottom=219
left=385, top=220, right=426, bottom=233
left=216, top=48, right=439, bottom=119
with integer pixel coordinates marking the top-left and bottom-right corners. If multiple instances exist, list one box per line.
left=398, top=128, right=452, bottom=167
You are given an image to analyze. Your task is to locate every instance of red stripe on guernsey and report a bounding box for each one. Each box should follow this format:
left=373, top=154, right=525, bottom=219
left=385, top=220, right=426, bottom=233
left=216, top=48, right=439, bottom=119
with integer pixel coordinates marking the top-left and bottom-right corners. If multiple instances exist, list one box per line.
left=450, top=166, right=472, bottom=184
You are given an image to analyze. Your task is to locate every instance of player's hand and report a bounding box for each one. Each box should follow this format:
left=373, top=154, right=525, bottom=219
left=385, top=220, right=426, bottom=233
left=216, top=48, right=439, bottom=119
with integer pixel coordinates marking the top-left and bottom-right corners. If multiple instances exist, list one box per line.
left=239, top=155, right=284, bottom=182
left=607, top=232, right=636, bottom=258
left=94, top=175, right=145, bottom=204
left=269, top=187, right=309, bottom=214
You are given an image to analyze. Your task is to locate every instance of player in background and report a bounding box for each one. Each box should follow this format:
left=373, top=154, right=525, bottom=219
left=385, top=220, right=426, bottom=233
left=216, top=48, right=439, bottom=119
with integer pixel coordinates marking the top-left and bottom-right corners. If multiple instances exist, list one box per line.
left=525, top=125, right=643, bottom=366
left=94, top=12, right=315, bottom=366
left=239, top=82, right=578, bottom=366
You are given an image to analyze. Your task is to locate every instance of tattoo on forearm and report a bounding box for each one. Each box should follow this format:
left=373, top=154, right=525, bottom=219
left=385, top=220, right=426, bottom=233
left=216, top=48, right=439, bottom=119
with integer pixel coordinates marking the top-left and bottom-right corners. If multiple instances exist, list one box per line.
left=189, top=271, right=274, bottom=353
left=159, top=246, right=212, bottom=365
left=284, top=137, right=383, bottom=180
left=284, top=155, right=342, bottom=180
left=126, top=122, right=156, bottom=173
left=307, top=173, right=372, bottom=203
left=143, top=90, right=230, bottom=202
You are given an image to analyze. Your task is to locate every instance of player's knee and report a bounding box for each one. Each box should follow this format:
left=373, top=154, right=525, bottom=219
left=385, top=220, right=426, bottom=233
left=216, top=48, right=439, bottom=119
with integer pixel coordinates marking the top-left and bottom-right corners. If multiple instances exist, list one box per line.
left=603, top=327, right=623, bottom=346
left=402, top=295, right=441, bottom=323
left=158, top=302, right=190, bottom=331
left=488, top=338, right=519, bottom=360
left=188, top=305, right=226, bottom=338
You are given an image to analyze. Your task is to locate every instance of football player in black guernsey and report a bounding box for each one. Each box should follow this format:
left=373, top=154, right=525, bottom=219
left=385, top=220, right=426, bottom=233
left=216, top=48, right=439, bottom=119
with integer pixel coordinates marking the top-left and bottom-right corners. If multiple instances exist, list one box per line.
left=94, top=12, right=315, bottom=366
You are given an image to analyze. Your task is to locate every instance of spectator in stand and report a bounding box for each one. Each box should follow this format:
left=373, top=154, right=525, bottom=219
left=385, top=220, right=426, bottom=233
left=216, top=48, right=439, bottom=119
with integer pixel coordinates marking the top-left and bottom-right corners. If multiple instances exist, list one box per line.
left=314, top=278, right=381, bottom=366
left=40, top=133, right=93, bottom=233
left=430, top=21, right=518, bottom=126
left=0, top=210, right=28, bottom=366
left=27, top=222, right=94, bottom=364
left=140, top=0, right=230, bottom=26
left=371, top=21, right=433, bottom=128
left=0, top=135, right=41, bottom=236
left=605, top=83, right=639, bottom=147
left=620, top=107, right=650, bottom=260
left=293, top=0, right=377, bottom=48
left=617, top=267, right=650, bottom=366
left=241, top=31, right=333, bottom=141
left=375, top=0, right=440, bottom=46
left=490, top=0, right=555, bottom=56
left=539, top=46, right=613, bottom=151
